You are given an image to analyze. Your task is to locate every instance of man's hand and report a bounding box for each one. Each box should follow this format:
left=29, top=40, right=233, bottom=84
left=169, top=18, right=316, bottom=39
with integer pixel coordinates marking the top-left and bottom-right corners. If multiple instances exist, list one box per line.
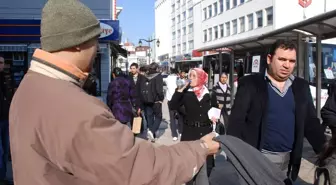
left=200, top=132, right=220, bottom=155
left=137, top=109, right=141, bottom=117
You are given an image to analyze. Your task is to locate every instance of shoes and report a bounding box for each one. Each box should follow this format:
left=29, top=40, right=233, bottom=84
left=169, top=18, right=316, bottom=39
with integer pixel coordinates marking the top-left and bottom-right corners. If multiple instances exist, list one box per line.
left=172, top=137, right=178, bottom=141
left=147, top=131, right=155, bottom=142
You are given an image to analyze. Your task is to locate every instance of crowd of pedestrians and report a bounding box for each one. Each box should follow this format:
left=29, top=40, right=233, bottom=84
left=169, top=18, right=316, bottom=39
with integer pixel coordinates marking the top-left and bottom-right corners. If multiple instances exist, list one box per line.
left=0, top=0, right=336, bottom=185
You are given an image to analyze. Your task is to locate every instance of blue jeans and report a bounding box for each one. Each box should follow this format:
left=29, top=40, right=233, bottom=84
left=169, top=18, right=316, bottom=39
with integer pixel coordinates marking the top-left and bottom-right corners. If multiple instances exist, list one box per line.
left=0, top=120, right=9, bottom=180
left=144, top=103, right=162, bottom=137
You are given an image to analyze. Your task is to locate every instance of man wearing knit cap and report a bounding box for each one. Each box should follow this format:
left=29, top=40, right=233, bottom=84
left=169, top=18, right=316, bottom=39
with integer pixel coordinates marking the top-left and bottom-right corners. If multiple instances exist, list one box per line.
left=9, top=0, right=219, bottom=185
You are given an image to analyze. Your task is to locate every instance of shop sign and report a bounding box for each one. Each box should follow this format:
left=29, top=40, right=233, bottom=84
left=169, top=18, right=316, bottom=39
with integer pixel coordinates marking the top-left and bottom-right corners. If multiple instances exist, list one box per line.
left=192, top=50, right=203, bottom=57
left=251, top=55, right=261, bottom=73
left=0, top=19, right=120, bottom=42
left=299, top=0, right=312, bottom=8
left=100, top=22, right=114, bottom=38
left=183, top=54, right=191, bottom=60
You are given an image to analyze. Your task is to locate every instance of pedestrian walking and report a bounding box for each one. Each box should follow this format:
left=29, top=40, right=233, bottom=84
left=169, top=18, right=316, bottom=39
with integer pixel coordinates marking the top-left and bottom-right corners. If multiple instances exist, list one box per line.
left=228, top=39, right=326, bottom=181
left=165, top=68, right=183, bottom=141
left=211, top=72, right=232, bottom=134
left=107, top=67, right=140, bottom=126
left=140, top=63, right=164, bottom=141
left=170, top=68, right=217, bottom=185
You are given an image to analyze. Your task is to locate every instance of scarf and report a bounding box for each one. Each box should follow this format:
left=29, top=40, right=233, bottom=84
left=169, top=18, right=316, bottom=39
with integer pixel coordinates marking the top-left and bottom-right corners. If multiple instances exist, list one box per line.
left=191, top=68, right=208, bottom=99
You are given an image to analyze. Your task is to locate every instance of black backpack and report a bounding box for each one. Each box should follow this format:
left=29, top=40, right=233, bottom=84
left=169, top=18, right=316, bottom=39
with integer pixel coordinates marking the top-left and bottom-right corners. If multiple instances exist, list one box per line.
left=141, top=78, right=155, bottom=104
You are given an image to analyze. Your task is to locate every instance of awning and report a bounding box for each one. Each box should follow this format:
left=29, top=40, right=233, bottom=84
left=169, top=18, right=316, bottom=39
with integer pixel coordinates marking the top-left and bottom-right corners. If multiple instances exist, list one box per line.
left=197, top=9, right=336, bottom=52
left=110, top=43, right=127, bottom=58
left=175, top=57, right=203, bottom=63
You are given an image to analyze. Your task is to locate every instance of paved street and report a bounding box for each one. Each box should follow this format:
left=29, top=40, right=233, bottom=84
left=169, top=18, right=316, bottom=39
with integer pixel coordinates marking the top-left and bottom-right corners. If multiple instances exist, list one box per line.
left=155, top=100, right=317, bottom=185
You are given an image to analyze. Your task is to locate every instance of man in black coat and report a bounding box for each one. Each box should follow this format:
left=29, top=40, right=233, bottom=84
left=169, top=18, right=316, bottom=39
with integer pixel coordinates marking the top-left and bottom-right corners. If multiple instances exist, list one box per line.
left=228, top=40, right=326, bottom=181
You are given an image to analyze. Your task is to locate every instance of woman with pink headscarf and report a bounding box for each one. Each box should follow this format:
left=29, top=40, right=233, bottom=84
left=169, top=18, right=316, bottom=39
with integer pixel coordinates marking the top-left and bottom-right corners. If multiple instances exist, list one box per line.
left=170, top=68, right=216, bottom=185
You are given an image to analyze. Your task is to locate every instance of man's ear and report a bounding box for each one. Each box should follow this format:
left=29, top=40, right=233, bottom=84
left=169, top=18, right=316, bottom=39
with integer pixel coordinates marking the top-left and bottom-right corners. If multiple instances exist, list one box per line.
left=267, top=54, right=272, bottom=65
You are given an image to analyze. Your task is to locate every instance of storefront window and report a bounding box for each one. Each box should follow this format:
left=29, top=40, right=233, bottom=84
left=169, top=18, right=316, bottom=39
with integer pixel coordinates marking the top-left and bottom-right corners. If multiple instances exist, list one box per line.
left=92, top=53, right=102, bottom=96
left=308, top=43, right=336, bottom=89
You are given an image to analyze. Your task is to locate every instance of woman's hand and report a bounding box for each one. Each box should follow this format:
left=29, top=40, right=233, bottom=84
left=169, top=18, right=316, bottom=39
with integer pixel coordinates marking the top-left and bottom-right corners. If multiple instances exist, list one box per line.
left=211, top=117, right=218, bottom=124
left=177, top=82, right=190, bottom=93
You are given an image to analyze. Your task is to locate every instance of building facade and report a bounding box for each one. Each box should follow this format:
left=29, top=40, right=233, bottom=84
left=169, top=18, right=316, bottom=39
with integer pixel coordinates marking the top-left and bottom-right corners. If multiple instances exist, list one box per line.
left=201, top=0, right=336, bottom=49
left=155, top=0, right=172, bottom=63
left=155, top=0, right=204, bottom=71
left=0, top=0, right=121, bottom=100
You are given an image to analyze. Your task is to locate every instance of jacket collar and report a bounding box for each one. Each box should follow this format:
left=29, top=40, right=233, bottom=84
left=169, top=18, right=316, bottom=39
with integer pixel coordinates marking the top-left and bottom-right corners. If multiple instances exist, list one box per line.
left=29, top=49, right=88, bottom=87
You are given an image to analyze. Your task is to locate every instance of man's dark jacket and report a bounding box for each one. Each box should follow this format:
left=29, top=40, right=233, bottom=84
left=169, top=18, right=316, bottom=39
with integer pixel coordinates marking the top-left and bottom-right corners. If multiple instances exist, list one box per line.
left=138, top=72, right=164, bottom=104
left=227, top=73, right=326, bottom=181
left=0, top=72, right=12, bottom=120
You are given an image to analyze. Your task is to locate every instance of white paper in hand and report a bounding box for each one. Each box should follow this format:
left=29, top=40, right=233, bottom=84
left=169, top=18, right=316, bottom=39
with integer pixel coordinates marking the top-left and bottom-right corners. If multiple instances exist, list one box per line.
left=208, top=107, right=221, bottom=120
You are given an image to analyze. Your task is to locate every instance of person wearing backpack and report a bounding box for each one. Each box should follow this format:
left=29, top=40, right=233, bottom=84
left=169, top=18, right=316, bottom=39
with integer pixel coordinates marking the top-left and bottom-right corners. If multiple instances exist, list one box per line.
left=140, top=63, right=164, bottom=141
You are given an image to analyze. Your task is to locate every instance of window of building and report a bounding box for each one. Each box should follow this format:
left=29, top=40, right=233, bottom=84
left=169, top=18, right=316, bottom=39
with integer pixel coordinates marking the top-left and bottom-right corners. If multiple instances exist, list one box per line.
left=172, top=4, right=175, bottom=12
left=247, top=13, right=253, bottom=30
left=266, top=6, right=273, bottom=25
left=182, top=0, right=186, bottom=5
left=225, top=21, right=230, bottom=36
left=172, top=31, right=176, bottom=39
left=203, top=8, right=207, bottom=20
left=232, top=0, right=237, bottom=8
left=256, top=10, right=263, bottom=28
left=219, top=0, right=224, bottom=13
left=213, top=2, right=218, bottom=16
left=240, top=0, right=244, bottom=4
left=188, top=8, right=193, bottom=17
left=177, top=29, right=181, bottom=37
left=208, top=28, right=213, bottom=41
left=172, top=18, right=175, bottom=26
left=188, top=24, right=194, bottom=33
left=232, top=19, right=237, bottom=34
left=183, top=43, right=187, bottom=51
left=182, top=11, right=186, bottom=20
left=177, top=0, right=180, bottom=7
left=214, top=26, right=218, bottom=39
left=177, top=15, right=181, bottom=23
left=239, top=16, right=245, bottom=33
left=226, top=0, right=230, bottom=10
left=208, top=5, right=212, bottom=17
left=172, top=46, right=176, bottom=53
left=203, top=30, right=207, bottom=42
left=177, top=44, right=181, bottom=53
left=182, top=27, right=186, bottom=35
left=220, top=24, right=224, bottom=37
left=188, top=40, right=194, bottom=50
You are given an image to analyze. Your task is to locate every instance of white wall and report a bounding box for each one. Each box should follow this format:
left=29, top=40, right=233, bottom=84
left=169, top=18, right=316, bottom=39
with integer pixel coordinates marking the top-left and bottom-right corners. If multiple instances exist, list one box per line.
left=155, top=0, right=172, bottom=59
left=274, top=0, right=335, bottom=29
left=193, top=0, right=203, bottom=51
left=200, top=0, right=273, bottom=48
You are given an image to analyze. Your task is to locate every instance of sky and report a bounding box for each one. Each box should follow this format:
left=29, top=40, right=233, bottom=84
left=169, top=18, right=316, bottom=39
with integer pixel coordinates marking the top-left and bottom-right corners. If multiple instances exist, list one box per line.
left=117, top=0, right=155, bottom=44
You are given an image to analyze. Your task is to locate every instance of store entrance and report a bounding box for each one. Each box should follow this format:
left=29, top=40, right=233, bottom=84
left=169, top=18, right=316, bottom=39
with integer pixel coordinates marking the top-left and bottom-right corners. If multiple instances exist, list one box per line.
left=1, top=51, right=28, bottom=93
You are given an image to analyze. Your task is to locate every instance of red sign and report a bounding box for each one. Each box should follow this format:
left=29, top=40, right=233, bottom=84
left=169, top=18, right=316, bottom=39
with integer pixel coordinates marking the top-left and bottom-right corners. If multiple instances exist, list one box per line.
left=299, top=0, right=312, bottom=8
left=192, top=50, right=203, bottom=57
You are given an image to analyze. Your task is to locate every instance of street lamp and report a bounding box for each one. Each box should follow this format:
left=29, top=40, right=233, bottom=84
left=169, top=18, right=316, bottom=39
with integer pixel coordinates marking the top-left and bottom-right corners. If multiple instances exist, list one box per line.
left=138, top=38, right=160, bottom=64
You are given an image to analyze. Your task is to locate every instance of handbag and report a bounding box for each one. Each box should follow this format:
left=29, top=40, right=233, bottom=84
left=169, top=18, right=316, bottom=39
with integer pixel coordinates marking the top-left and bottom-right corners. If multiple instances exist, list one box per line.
left=132, top=117, right=142, bottom=134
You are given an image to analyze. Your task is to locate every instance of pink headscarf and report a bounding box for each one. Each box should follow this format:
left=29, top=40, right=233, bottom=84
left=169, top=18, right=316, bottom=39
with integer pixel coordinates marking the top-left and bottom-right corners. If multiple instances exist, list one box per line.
left=190, top=68, right=208, bottom=98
